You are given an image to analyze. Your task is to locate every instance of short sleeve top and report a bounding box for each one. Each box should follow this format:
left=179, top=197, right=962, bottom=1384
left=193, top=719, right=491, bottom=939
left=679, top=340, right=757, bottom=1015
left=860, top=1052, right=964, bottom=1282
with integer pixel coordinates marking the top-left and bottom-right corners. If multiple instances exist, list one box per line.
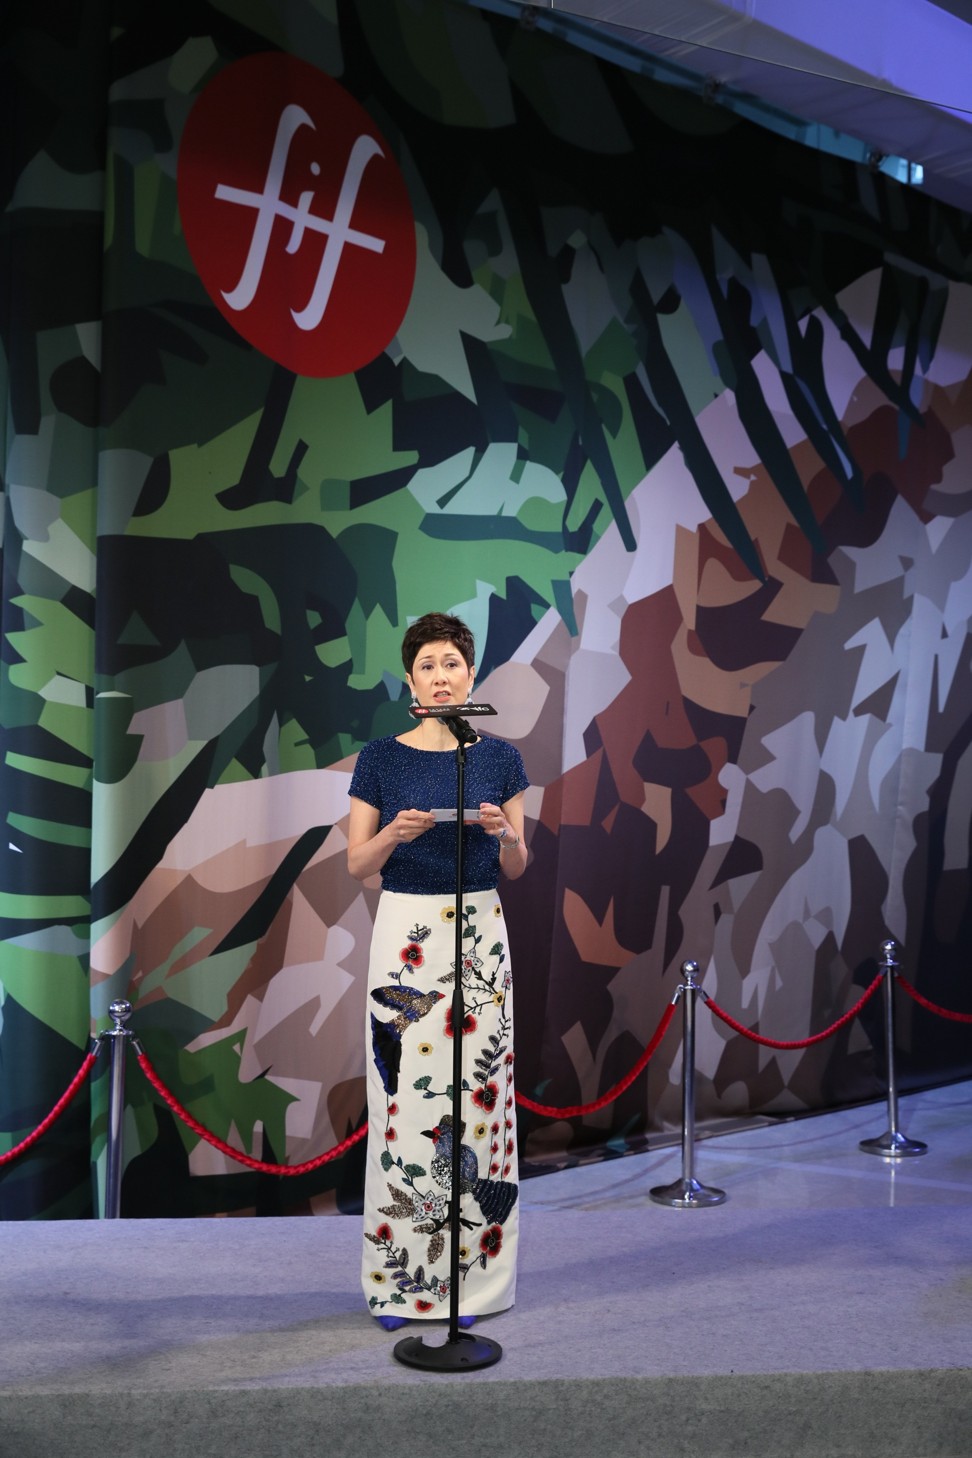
left=349, top=733, right=530, bottom=894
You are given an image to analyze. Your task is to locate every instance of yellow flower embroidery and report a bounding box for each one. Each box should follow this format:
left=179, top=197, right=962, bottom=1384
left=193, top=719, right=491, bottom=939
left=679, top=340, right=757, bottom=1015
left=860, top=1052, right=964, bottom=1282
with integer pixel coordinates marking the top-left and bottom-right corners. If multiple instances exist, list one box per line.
left=440, top=906, right=457, bottom=923
left=418, top=1041, right=434, bottom=1057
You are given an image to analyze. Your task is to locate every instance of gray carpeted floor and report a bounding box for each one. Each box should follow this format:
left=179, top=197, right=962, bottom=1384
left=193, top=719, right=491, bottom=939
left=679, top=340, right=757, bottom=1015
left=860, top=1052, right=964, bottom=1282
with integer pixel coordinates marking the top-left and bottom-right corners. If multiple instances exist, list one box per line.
left=1, top=1082, right=969, bottom=1457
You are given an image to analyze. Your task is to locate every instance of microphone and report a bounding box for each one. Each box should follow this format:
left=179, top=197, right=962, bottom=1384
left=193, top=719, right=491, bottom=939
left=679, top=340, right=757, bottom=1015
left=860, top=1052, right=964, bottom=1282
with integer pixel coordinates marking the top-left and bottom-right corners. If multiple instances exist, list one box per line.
left=409, top=703, right=497, bottom=720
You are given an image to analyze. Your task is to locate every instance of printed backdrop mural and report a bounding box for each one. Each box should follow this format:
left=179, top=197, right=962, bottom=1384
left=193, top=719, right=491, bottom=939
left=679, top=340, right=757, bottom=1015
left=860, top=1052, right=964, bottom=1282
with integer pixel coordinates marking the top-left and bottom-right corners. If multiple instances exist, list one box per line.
left=2, top=0, right=971, bottom=1219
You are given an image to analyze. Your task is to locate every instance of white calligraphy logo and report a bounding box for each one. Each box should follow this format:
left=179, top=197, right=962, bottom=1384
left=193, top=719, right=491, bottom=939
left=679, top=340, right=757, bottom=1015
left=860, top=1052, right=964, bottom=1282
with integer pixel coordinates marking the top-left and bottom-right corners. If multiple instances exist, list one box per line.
left=215, top=103, right=386, bottom=331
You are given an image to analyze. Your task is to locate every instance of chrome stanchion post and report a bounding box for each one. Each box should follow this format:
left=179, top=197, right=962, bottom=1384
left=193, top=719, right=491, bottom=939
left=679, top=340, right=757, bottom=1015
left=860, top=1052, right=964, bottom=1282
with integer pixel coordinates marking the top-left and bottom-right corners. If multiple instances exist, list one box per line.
left=650, top=960, right=726, bottom=1207
left=860, top=940, right=927, bottom=1158
left=103, top=998, right=134, bottom=1217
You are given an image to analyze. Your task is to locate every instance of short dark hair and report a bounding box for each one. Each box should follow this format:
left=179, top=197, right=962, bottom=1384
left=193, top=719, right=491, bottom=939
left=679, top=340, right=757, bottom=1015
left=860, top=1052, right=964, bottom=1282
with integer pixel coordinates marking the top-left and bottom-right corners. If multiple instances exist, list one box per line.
left=401, top=613, right=475, bottom=675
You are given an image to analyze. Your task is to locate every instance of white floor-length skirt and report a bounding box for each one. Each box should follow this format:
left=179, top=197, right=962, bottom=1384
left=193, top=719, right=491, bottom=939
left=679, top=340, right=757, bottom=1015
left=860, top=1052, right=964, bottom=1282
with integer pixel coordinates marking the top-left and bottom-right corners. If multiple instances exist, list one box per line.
left=361, top=887, right=519, bottom=1320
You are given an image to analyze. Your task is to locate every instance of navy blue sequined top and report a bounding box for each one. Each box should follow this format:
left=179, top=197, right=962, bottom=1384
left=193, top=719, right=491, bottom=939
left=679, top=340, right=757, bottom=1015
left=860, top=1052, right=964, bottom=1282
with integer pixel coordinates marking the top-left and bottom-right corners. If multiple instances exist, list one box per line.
left=349, top=734, right=530, bottom=894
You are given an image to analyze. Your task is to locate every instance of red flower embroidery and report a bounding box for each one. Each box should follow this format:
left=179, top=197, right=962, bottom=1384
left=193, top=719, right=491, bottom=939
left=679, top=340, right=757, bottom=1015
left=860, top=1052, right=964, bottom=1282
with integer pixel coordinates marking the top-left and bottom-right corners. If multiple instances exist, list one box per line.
left=471, top=1081, right=499, bottom=1112
left=385, top=1127, right=397, bottom=1142
left=375, top=1223, right=393, bottom=1242
left=388, top=1102, right=399, bottom=1117
left=400, top=942, right=424, bottom=968
left=445, top=1007, right=477, bottom=1038
left=480, top=1225, right=503, bottom=1259
left=415, top=1299, right=434, bottom=1313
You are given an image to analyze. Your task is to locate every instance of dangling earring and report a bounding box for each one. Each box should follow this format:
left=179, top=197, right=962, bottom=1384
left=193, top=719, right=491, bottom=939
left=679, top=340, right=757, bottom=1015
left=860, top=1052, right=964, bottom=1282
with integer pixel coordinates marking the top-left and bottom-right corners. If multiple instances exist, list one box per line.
left=410, top=691, right=419, bottom=707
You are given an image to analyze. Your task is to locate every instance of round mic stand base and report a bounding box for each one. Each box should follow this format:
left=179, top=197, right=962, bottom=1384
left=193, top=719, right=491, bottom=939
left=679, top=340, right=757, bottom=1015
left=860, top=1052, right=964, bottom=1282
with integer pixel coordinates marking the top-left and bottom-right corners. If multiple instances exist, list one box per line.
left=859, top=1130, right=927, bottom=1158
left=393, top=1331, right=503, bottom=1371
left=649, top=1176, right=726, bottom=1208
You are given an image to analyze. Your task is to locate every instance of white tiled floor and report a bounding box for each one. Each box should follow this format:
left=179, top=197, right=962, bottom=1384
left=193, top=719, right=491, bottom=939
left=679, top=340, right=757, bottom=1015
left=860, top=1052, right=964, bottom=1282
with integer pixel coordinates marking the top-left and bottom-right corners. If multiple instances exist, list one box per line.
left=521, top=1080, right=972, bottom=1211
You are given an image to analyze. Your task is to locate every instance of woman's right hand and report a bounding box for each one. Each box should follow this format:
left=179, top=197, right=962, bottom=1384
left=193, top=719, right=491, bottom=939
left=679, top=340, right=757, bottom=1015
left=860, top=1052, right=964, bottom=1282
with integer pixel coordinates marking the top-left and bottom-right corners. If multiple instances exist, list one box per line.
left=348, top=798, right=434, bottom=881
left=389, top=808, right=436, bottom=844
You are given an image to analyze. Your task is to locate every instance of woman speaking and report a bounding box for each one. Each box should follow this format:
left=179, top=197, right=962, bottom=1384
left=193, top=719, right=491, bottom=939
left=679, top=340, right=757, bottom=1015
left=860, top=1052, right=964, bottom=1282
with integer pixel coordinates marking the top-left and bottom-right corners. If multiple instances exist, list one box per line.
left=348, top=612, right=528, bottom=1331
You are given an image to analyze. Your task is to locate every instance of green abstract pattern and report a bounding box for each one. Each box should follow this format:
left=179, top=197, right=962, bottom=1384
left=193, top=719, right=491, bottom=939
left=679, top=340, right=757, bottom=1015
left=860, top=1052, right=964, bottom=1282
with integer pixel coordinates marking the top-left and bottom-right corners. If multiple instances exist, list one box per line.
left=2, top=0, right=971, bottom=1217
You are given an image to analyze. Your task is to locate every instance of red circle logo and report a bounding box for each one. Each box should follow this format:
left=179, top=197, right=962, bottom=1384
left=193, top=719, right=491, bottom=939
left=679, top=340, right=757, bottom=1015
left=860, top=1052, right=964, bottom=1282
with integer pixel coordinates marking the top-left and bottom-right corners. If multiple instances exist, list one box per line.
left=178, top=53, right=416, bottom=378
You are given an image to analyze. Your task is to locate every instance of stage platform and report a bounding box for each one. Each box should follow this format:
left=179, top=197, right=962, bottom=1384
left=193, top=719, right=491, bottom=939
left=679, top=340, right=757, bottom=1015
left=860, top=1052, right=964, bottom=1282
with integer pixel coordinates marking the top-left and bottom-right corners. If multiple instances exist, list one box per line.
left=1, top=1082, right=970, bottom=1458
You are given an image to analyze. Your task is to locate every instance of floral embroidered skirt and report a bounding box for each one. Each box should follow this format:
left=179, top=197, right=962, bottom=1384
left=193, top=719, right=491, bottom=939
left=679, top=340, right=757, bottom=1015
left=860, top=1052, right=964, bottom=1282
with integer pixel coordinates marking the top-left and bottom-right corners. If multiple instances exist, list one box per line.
left=362, top=888, right=518, bottom=1321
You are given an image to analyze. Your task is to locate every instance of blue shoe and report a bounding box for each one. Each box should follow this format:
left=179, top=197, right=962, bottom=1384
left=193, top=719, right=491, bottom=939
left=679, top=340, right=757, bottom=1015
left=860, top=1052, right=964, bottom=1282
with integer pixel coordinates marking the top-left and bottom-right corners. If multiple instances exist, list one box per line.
left=377, top=1314, right=409, bottom=1332
left=458, top=1315, right=477, bottom=1329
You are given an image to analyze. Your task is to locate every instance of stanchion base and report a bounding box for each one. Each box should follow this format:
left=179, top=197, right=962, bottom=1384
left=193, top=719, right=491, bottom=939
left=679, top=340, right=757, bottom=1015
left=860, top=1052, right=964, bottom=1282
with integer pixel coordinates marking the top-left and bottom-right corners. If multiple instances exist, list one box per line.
left=859, top=1130, right=927, bottom=1158
left=649, top=1177, right=726, bottom=1208
left=393, top=1331, right=503, bottom=1371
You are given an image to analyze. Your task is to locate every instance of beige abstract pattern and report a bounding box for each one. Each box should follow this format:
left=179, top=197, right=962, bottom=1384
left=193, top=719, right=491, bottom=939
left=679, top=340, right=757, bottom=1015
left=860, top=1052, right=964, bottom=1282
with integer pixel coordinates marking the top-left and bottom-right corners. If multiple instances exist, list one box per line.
left=88, top=274, right=972, bottom=1195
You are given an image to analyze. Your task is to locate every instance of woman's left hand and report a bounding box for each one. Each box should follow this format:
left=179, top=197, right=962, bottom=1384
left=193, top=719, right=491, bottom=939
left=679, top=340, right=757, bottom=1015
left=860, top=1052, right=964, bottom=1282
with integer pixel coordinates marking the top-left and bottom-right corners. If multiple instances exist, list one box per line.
left=479, top=793, right=526, bottom=878
left=477, top=802, right=512, bottom=840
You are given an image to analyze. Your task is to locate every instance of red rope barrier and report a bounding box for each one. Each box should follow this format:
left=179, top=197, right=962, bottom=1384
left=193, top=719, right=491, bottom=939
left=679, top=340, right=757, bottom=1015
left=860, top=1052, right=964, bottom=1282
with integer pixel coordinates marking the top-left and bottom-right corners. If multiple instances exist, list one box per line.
left=136, top=1051, right=368, bottom=1174
left=139, top=998, right=680, bottom=1159
left=515, top=999, right=680, bottom=1117
left=703, top=970, right=885, bottom=1049
left=0, top=1050, right=100, bottom=1166
left=137, top=954, right=953, bottom=1154
left=895, top=972, right=972, bottom=1023
left=8, top=952, right=959, bottom=1180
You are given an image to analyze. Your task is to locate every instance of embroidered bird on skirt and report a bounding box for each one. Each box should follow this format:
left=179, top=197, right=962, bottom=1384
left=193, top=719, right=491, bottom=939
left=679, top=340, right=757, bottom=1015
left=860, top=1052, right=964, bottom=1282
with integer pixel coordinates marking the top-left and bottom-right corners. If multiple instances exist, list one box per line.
left=422, top=1114, right=518, bottom=1227
left=369, top=985, right=444, bottom=1097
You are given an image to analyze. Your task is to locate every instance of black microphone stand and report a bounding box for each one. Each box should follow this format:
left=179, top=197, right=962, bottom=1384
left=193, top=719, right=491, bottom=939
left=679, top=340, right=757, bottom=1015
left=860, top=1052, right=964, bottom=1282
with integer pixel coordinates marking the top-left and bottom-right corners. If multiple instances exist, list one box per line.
left=394, top=713, right=503, bottom=1372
